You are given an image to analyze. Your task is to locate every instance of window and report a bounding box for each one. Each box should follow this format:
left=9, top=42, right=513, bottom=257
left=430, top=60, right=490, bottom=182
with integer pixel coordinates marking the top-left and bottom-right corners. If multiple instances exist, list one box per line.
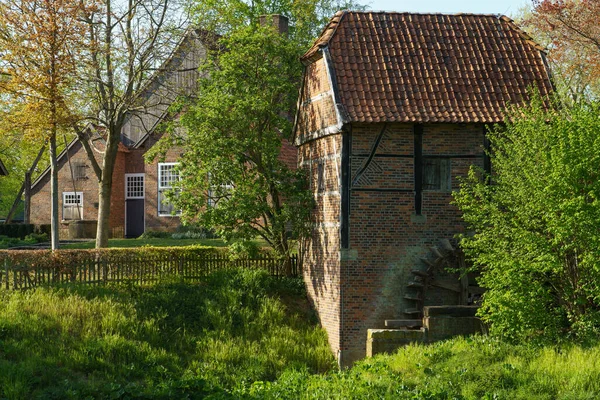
left=63, top=192, right=83, bottom=220
left=126, top=174, right=144, bottom=199
left=423, top=158, right=451, bottom=191
left=207, top=173, right=234, bottom=207
left=317, top=162, right=325, bottom=192
left=73, top=162, right=87, bottom=180
left=158, top=163, right=181, bottom=216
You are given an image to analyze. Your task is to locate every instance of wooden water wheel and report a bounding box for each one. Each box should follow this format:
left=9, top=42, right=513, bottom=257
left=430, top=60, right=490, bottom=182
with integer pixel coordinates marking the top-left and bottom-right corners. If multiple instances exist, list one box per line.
left=386, top=239, right=483, bottom=329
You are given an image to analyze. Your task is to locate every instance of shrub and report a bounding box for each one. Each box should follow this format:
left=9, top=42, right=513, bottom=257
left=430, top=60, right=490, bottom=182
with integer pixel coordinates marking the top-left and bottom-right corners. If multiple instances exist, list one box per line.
left=0, top=224, right=35, bottom=239
left=172, top=224, right=218, bottom=240
left=228, top=240, right=261, bottom=261
left=454, top=98, right=600, bottom=341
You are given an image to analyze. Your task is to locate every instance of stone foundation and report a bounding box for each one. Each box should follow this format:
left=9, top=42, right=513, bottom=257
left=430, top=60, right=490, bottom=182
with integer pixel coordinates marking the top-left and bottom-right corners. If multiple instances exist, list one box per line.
left=367, top=306, right=484, bottom=357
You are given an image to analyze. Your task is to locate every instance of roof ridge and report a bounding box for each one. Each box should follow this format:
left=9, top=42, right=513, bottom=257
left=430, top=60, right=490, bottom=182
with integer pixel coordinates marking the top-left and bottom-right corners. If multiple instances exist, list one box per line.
left=340, top=10, right=504, bottom=17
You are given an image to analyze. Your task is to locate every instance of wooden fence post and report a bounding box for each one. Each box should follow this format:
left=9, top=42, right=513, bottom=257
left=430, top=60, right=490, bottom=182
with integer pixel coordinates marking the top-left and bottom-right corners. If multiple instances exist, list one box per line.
left=102, top=257, right=108, bottom=284
left=4, top=258, right=9, bottom=290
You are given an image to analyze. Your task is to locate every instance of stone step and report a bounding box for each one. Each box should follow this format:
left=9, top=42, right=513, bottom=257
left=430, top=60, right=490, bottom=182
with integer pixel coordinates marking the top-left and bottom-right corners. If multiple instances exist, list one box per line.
left=385, top=319, right=423, bottom=329
left=404, top=308, right=422, bottom=316
left=404, top=294, right=422, bottom=301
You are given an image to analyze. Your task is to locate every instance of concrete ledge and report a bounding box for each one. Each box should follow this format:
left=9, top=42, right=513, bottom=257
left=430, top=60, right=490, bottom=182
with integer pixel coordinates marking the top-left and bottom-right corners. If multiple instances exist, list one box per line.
left=366, top=328, right=427, bottom=357
left=367, top=307, right=485, bottom=358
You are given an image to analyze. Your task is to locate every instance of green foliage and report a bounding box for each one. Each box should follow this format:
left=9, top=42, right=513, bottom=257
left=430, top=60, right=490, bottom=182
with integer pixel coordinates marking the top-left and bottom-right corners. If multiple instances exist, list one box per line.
left=189, top=0, right=367, bottom=46
left=0, top=268, right=334, bottom=398
left=171, top=224, right=218, bottom=239
left=454, top=98, right=600, bottom=341
left=0, top=223, right=35, bottom=238
left=0, top=232, right=48, bottom=249
left=242, top=336, right=600, bottom=399
left=228, top=240, right=262, bottom=260
left=154, top=25, right=313, bottom=263
left=61, top=238, right=231, bottom=249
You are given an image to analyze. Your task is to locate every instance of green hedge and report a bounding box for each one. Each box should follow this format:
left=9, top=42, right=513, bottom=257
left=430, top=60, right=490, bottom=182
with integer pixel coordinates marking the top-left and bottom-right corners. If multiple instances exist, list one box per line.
left=0, top=245, right=226, bottom=267
left=0, top=246, right=296, bottom=290
left=0, top=224, right=50, bottom=239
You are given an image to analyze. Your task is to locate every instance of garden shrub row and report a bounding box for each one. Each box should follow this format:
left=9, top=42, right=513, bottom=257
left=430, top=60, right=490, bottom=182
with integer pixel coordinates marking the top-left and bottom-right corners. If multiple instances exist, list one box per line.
left=0, top=223, right=50, bottom=239
left=0, top=246, right=297, bottom=290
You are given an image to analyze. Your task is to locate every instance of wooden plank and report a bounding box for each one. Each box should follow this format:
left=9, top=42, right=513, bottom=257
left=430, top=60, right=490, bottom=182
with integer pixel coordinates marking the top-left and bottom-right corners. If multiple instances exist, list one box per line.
left=385, top=319, right=423, bottom=328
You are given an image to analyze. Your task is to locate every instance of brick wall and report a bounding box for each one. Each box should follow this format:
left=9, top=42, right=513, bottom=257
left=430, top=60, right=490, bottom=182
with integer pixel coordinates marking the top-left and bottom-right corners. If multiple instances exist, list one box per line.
left=30, top=141, right=129, bottom=237
left=341, top=122, right=485, bottom=365
left=299, top=132, right=343, bottom=362
left=138, top=133, right=182, bottom=232
left=298, top=121, right=487, bottom=366
left=295, top=56, right=339, bottom=144
left=30, top=133, right=187, bottom=237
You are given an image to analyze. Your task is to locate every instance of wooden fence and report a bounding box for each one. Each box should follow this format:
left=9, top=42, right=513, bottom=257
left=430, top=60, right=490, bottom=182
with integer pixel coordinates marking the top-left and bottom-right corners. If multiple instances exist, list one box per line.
left=0, top=252, right=298, bottom=291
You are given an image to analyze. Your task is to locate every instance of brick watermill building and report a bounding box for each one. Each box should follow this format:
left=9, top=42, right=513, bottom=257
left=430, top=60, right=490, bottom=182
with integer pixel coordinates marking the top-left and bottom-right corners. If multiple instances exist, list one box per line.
left=293, top=11, right=554, bottom=366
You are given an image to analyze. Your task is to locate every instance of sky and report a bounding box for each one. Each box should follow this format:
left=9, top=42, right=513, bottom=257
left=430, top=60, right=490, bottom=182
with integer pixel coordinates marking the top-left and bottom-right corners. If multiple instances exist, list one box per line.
left=365, top=0, right=532, bottom=17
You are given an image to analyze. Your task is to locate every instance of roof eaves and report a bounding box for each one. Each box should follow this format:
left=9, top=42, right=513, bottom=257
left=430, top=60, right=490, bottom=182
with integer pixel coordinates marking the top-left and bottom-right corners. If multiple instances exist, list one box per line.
left=31, top=125, right=102, bottom=189
left=498, top=14, right=547, bottom=53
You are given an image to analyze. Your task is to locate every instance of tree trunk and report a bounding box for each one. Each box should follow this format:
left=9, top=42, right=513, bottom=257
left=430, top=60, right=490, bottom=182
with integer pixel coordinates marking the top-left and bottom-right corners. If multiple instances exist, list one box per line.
left=49, top=133, right=60, bottom=250
left=95, top=126, right=120, bottom=248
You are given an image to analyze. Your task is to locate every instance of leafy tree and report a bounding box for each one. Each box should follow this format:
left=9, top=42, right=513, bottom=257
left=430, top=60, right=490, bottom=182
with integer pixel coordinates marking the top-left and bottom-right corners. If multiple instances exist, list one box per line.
left=190, top=0, right=365, bottom=44
left=454, top=97, right=600, bottom=341
left=74, top=0, right=188, bottom=248
left=154, top=25, right=312, bottom=272
left=0, top=0, right=92, bottom=249
left=520, top=0, right=600, bottom=101
left=151, top=1, right=365, bottom=270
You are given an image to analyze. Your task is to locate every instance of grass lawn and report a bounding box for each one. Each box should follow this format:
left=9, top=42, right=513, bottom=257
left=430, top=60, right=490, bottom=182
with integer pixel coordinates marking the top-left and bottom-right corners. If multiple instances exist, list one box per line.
left=3, top=266, right=600, bottom=399
left=0, top=269, right=334, bottom=398
left=61, top=237, right=230, bottom=249
left=248, top=336, right=600, bottom=399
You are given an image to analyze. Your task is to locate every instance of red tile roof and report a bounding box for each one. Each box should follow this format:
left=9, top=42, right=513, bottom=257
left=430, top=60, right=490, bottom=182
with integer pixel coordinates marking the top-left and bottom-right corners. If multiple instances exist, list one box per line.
left=302, top=11, right=554, bottom=124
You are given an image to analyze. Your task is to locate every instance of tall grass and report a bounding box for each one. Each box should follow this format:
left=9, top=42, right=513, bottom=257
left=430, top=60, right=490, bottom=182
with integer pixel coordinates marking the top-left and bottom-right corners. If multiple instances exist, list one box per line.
left=246, top=336, right=600, bottom=399
left=0, top=269, right=335, bottom=399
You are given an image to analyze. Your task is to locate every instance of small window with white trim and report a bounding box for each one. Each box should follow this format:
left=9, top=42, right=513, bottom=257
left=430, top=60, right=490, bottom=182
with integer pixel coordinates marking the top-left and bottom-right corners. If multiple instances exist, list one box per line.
left=208, top=180, right=234, bottom=207
left=63, top=192, right=83, bottom=220
left=126, top=174, right=145, bottom=199
left=158, top=163, right=181, bottom=216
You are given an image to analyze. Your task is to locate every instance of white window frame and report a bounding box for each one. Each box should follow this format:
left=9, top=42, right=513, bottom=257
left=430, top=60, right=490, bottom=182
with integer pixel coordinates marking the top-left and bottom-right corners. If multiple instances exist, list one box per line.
left=62, top=191, right=83, bottom=221
left=207, top=172, right=234, bottom=208
left=158, top=162, right=181, bottom=217
left=125, top=173, right=145, bottom=199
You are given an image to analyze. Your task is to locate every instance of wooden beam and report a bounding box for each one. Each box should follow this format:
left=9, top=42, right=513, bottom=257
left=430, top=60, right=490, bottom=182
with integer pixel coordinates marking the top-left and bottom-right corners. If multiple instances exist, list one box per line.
left=414, top=124, right=423, bottom=215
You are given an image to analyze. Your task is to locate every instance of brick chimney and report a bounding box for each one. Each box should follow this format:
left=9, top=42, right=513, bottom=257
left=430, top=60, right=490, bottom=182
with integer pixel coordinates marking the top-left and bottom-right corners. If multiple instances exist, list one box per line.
left=259, top=14, right=289, bottom=35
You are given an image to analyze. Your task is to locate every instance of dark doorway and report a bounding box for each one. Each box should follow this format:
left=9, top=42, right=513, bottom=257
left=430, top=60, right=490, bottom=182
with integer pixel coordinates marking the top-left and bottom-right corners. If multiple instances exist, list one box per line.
left=126, top=199, right=144, bottom=238
left=125, top=174, right=145, bottom=238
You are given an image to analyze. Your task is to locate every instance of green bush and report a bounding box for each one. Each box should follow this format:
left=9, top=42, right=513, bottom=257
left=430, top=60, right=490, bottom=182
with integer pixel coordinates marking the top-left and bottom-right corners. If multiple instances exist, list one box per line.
left=172, top=224, right=218, bottom=239
left=454, top=99, right=600, bottom=342
left=228, top=240, right=261, bottom=260
left=0, top=224, right=35, bottom=239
